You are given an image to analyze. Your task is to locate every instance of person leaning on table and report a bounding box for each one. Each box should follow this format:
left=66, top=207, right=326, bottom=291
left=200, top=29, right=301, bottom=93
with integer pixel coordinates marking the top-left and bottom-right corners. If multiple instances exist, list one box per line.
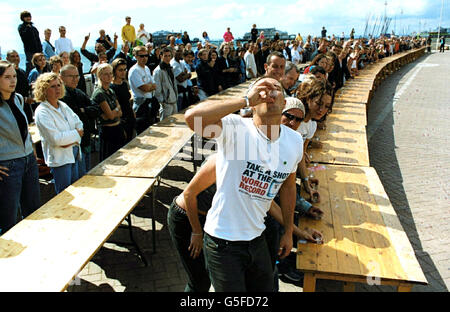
left=0, top=60, right=40, bottom=234
left=34, top=72, right=84, bottom=194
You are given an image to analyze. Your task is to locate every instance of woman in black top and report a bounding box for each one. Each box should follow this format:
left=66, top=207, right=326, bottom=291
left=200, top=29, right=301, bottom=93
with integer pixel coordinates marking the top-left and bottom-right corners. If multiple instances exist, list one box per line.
left=196, top=49, right=221, bottom=98
left=69, top=50, right=87, bottom=94
left=111, top=58, right=135, bottom=144
left=217, top=43, right=239, bottom=90
left=147, top=47, right=161, bottom=74
left=91, top=63, right=125, bottom=161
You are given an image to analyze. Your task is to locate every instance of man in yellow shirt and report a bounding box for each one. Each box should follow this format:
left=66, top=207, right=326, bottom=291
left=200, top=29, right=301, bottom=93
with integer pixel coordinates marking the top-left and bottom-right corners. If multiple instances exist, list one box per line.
left=121, top=16, right=136, bottom=48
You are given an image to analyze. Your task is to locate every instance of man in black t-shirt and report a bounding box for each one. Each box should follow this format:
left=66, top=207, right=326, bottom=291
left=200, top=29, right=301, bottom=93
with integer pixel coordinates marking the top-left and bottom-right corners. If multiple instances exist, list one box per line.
left=17, top=11, right=42, bottom=74
left=96, top=29, right=113, bottom=50
left=321, top=26, right=327, bottom=39
left=251, top=24, right=258, bottom=43
left=60, top=64, right=100, bottom=174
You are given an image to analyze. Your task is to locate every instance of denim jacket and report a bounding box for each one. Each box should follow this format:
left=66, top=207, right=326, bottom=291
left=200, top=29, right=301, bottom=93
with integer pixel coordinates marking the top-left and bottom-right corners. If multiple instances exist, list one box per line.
left=0, top=94, right=34, bottom=161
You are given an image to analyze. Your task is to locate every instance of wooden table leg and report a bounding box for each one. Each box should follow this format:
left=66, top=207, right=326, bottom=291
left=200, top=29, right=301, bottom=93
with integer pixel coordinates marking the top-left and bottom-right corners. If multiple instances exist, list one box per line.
left=397, top=285, right=412, bottom=292
left=151, top=183, right=157, bottom=254
left=343, top=282, right=355, bottom=292
left=303, top=273, right=316, bottom=292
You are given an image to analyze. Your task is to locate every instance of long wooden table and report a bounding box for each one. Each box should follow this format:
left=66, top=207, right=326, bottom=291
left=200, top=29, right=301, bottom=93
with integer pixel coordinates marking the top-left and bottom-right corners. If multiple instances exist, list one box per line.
left=88, top=79, right=253, bottom=179
left=297, top=164, right=428, bottom=291
left=0, top=175, right=156, bottom=291
left=89, top=114, right=194, bottom=179
left=309, top=101, right=370, bottom=167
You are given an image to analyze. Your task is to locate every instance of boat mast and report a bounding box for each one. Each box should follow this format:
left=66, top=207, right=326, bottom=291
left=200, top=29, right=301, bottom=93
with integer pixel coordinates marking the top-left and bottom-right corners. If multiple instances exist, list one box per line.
left=436, top=0, right=444, bottom=50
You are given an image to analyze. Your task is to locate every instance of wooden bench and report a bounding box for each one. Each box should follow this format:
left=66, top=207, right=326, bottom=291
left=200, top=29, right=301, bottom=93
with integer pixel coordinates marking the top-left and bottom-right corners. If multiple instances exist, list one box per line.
left=0, top=175, right=156, bottom=291
left=297, top=165, right=428, bottom=292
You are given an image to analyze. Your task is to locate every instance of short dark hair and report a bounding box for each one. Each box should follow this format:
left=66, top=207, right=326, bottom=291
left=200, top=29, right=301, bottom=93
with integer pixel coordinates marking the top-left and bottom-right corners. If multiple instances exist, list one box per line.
left=20, top=11, right=31, bottom=22
left=266, top=51, right=285, bottom=65
left=111, top=58, right=127, bottom=77
left=162, top=47, right=173, bottom=56
left=183, top=50, right=194, bottom=57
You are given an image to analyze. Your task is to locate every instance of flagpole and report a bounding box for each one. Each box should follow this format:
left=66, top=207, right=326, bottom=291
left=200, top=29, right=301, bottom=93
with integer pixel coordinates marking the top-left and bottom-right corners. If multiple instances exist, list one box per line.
left=436, top=0, right=444, bottom=50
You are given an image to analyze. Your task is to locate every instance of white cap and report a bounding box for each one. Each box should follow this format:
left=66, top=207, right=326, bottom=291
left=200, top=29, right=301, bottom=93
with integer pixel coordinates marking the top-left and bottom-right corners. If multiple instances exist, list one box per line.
left=283, top=97, right=305, bottom=115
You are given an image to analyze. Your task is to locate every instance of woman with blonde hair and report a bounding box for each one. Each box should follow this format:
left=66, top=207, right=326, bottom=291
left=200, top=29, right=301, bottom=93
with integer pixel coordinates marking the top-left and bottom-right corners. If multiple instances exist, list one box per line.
left=295, top=74, right=329, bottom=203
left=59, top=51, right=70, bottom=66
left=34, top=72, right=84, bottom=194
left=91, top=63, right=125, bottom=161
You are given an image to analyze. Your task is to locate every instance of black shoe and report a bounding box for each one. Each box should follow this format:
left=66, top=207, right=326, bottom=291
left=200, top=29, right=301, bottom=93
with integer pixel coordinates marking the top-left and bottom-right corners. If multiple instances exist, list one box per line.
left=281, top=270, right=304, bottom=282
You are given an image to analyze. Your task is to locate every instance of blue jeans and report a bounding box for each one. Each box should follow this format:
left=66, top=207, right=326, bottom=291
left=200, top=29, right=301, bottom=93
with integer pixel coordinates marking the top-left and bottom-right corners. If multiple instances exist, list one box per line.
left=203, top=232, right=273, bottom=292
left=0, top=153, right=40, bottom=235
left=50, top=146, right=81, bottom=194
left=78, top=147, right=91, bottom=177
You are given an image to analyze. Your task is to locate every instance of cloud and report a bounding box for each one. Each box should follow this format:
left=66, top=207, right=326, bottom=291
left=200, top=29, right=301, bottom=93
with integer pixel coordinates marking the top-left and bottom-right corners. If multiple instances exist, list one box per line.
left=1, top=0, right=447, bottom=56
left=211, top=3, right=265, bottom=22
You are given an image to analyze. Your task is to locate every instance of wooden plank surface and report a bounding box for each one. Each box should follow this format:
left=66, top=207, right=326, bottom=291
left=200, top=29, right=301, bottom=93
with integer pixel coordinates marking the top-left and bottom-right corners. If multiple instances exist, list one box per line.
left=89, top=124, right=193, bottom=178
left=334, top=91, right=370, bottom=105
left=297, top=165, right=427, bottom=286
left=309, top=115, right=369, bottom=167
left=0, top=175, right=156, bottom=292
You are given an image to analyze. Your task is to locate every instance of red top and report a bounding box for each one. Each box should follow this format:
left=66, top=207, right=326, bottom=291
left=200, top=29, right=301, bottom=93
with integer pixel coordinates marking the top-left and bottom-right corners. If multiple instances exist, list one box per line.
left=223, top=31, right=234, bottom=42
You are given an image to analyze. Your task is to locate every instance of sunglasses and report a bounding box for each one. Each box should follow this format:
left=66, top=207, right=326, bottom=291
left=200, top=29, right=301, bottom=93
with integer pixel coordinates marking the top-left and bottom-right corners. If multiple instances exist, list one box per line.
left=283, top=112, right=304, bottom=123
left=137, top=54, right=148, bottom=58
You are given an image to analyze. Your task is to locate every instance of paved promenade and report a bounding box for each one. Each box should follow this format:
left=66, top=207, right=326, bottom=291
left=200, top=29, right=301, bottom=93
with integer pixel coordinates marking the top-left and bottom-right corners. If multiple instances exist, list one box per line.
left=59, top=51, right=449, bottom=292
left=366, top=51, right=450, bottom=292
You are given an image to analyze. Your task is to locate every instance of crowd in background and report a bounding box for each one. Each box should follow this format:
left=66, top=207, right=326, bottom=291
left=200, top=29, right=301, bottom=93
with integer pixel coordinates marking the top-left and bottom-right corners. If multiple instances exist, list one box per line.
left=1, top=10, right=428, bottom=261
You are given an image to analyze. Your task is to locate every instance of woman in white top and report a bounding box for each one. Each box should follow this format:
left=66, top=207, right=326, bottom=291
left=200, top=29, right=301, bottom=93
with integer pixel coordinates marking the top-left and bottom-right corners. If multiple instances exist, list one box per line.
left=291, top=42, right=302, bottom=65
left=348, top=46, right=360, bottom=77
left=34, top=73, right=84, bottom=194
left=137, top=24, right=150, bottom=45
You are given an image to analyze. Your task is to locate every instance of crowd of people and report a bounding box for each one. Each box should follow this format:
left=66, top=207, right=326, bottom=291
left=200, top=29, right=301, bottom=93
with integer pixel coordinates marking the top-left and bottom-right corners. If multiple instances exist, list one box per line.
left=0, top=10, right=429, bottom=291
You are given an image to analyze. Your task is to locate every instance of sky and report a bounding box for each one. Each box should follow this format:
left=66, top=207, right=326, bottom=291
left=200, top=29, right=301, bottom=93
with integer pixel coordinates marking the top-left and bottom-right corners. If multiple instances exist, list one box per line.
left=1, top=0, right=449, bottom=55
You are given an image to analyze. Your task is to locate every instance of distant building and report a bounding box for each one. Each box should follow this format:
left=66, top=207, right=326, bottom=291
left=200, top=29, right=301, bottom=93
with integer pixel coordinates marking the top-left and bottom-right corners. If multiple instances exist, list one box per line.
left=429, top=26, right=449, bottom=38
left=152, top=30, right=173, bottom=46
left=242, top=27, right=295, bottom=41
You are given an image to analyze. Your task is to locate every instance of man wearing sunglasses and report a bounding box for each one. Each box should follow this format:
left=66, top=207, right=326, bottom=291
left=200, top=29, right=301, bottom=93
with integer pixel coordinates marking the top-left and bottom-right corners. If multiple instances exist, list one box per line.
left=128, top=46, right=157, bottom=134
